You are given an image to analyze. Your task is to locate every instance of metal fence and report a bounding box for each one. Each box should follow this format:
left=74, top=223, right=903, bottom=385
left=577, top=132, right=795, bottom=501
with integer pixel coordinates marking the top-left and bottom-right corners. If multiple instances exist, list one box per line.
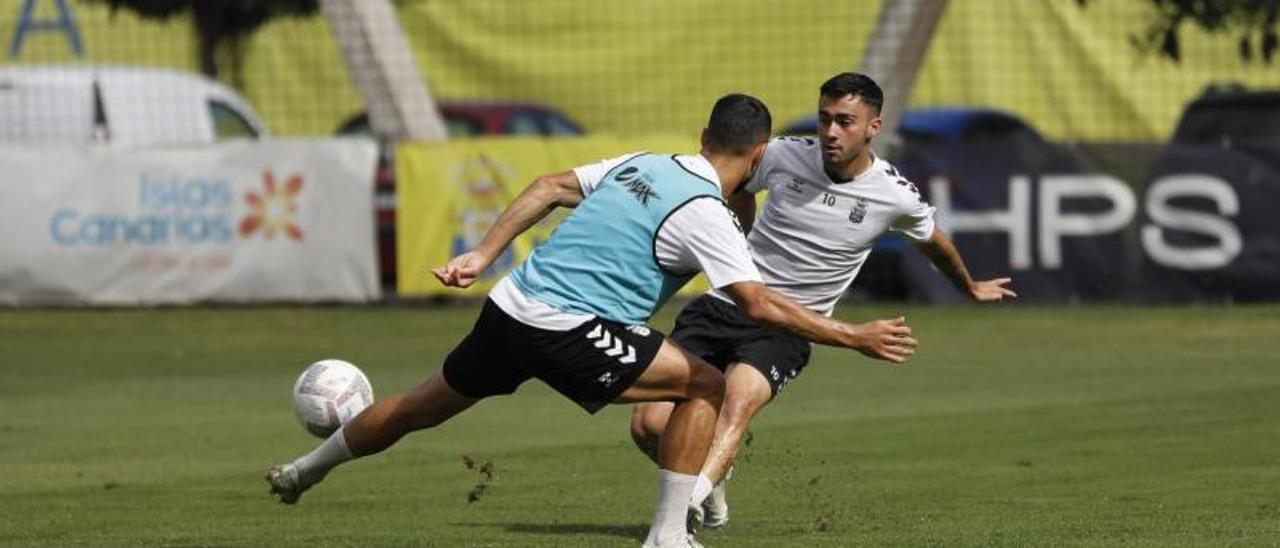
left=2, top=0, right=1278, bottom=144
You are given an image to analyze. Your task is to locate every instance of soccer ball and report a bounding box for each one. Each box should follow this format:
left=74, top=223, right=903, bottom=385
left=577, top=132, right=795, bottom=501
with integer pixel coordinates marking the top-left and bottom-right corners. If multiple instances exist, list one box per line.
left=292, top=359, right=374, bottom=438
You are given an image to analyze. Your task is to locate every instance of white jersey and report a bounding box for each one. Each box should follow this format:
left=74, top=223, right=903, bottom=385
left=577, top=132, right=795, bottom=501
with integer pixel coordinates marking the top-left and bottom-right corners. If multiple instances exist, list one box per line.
left=710, top=137, right=936, bottom=315
left=491, top=152, right=761, bottom=330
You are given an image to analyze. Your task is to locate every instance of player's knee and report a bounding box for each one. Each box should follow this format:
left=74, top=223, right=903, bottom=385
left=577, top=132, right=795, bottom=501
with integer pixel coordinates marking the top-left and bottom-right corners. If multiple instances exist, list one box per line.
left=628, top=417, right=649, bottom=449
left=687, top=363, right=726, bottom=407
left=721, top=389, right=768, bottom=427
left=629, top=407, right=663, bottom=449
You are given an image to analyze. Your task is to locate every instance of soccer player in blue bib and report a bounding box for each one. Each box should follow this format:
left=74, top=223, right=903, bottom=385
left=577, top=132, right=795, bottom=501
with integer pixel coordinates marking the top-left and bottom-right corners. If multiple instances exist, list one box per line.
left=267, top=94, right=918, bottom=548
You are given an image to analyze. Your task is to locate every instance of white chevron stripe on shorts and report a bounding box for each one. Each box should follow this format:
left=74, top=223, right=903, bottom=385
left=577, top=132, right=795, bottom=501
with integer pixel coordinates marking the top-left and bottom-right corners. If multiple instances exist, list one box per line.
left=585, top=323, right=637, bottom=365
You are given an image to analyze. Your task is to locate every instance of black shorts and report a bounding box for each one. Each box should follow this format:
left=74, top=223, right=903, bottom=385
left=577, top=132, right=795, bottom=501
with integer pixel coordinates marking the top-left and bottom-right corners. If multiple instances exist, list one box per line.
left=671, top=294, right=811, bottom=398
left=442, top=299, right=666, bottom=414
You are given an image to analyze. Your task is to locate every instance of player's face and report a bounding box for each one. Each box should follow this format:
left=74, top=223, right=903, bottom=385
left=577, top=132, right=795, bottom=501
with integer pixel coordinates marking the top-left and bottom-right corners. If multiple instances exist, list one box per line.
left=817, top=94, right=881, bottom=167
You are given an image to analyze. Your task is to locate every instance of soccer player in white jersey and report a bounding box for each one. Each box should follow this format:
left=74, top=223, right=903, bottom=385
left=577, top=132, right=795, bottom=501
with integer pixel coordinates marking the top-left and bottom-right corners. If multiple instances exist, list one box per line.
left=265, top=94, right=918, bottom=548
left=629, top=73, right=1017, bottom=532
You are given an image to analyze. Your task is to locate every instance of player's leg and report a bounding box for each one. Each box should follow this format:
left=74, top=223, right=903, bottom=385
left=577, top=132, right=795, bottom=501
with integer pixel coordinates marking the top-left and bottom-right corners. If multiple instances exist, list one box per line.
left=613, top=339, right=725, bottom=547
left=267, top=372, right=478, bottom=504
left=340, top=371, right=478, bottom=455
left=616, top=339, right=724, bottom=472
left=631, top=362, right=770, bottom=532
left=630, top=401, right=675, bottom=464
left=690, top=308, right=811, bottom=529
left=629, top=363, right=771, bottom=480
left=628, top=295, right=730, bottom=466
left=268, top=300, right=525, bottom=505
left=696, top=362, right=771, bottom=486
left=688, top=362, right=772, bottom=528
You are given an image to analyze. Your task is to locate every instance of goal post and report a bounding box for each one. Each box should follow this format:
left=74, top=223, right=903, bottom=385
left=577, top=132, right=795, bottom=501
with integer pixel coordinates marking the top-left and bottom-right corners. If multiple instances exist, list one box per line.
left=319, top=0, right=446, bottom=142
left=858, top=0, right=950, bottom=142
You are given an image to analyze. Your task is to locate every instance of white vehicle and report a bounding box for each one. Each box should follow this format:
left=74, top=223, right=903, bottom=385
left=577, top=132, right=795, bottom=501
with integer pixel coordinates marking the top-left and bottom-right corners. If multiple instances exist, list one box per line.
left=0, top=65, right=267, bottom=146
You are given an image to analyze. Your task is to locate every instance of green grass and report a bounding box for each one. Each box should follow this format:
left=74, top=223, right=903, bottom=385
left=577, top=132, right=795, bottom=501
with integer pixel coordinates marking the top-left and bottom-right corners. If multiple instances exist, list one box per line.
left=1, top=304, right=1278, bottom=547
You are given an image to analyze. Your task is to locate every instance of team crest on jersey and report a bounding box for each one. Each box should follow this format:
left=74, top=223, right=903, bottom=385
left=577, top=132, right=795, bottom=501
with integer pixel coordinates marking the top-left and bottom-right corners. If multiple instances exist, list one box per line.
left=848, top=197, right=868, bottom=224
left=787, top=177, right=805, bottom=193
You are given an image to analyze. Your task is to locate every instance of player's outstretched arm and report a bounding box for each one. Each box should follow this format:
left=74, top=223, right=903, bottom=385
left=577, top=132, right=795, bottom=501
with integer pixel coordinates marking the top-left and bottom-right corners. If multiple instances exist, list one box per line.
left=720, top=281, right=918, bottom=364
left=433, top=170, right=583, bottom=288
left=915, top=228, right=1017, bottom=302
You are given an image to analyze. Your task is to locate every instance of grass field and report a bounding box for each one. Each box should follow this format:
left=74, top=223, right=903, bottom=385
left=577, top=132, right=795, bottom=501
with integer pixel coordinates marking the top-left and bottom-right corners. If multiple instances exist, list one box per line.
left=2, top=303, right=1278, bottom=547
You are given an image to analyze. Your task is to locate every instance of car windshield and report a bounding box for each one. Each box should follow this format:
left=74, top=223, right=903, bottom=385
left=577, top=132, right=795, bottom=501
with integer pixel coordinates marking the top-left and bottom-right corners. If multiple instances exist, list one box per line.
left=503, top=112, right=544, bottom=136
left=544, top=115, right=580, bottom=136
left=440, top=117, right=477, bottom=137
left=209, top=100, right=258, bottom=139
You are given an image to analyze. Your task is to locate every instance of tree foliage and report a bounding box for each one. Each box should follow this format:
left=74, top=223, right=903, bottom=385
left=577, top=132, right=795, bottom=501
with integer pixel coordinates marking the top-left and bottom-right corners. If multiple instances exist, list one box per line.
left=1079, top=0, right=1280, bottom=63
left=83, top=0, right=319, bottom=83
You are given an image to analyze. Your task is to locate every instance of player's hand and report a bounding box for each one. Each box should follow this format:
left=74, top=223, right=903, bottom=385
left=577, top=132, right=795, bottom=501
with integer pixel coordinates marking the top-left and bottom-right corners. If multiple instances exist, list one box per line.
left=851, top=316, right=917, bottom=364
left=432, top=251, right=490, bottom=288
left=969, top=278, right=1017, bottom=302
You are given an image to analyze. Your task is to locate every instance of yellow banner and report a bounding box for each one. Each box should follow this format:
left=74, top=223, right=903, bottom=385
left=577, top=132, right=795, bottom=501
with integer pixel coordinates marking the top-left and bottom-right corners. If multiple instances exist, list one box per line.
left=396, top=136, right=733, bottom=298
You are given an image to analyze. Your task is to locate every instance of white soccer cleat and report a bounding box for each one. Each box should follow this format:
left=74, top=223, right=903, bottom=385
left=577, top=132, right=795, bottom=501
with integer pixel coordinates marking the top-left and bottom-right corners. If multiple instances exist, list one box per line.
left=265, top=463, right=307, bottom=505
left=685, top=502, right=705, bottom=533
left=642, top=533, right=704, bottom=548
left=700, top=477, right=729, bottom=529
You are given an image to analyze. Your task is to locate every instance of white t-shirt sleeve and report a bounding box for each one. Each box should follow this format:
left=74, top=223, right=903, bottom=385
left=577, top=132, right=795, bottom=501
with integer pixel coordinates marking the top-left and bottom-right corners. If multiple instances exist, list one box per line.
left=571, top=152, right=644, bottom=196
left=654, top=197, right=762, bottom=288
left=891, top=190, right=938, bottom=242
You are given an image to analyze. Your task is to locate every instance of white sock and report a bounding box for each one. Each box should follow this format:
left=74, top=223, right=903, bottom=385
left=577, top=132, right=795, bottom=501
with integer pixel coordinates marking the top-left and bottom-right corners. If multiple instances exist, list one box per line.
left=644, top=469, right=697, bottom=546
left=291, top=426, right=354, bottom=487
left=690, top=474, right=714, bottom=508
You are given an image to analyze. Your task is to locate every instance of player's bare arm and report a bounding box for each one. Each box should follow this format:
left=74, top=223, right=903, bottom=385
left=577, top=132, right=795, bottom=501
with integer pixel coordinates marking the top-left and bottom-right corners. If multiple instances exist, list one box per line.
left=721, top=280, right=917, bottom=364
left=433, top=170, right=583, bottom=288
left=915, top=228, right=1018, bottom=302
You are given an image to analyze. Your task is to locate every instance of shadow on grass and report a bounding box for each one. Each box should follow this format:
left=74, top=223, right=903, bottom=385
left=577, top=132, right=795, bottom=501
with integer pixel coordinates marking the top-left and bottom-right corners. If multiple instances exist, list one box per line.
left=453, top=521, right=648, bottom=540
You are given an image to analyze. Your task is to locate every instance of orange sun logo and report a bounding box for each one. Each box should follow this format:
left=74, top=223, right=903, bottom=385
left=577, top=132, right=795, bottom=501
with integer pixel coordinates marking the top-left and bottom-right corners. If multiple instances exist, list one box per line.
left=239, top=170, right=304, bottom=241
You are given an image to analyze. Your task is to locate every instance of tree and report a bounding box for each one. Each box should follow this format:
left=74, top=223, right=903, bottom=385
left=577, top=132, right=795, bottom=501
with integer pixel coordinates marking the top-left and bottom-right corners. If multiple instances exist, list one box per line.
left=1079, top=0, right=1280, bottom=63
left=83, top=0, right=319, bottom=85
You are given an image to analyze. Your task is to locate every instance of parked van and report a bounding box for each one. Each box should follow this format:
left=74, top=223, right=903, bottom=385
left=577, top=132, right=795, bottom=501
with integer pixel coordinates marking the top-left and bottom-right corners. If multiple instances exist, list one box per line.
left=0, top=65, right=267, bottom=146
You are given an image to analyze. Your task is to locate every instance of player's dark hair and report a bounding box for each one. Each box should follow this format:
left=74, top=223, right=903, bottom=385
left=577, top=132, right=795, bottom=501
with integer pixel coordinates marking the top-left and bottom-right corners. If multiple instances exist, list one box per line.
left=820, top=72, right=883, bottom=115
left=704, top=93, right=771, bottom=155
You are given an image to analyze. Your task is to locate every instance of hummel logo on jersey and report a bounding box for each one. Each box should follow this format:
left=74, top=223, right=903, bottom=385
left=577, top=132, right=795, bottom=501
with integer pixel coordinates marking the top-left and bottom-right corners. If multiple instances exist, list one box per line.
left=586, top=324, right=637, bottom=364
left=848, top=197, right=868, bottom=224
left=895, top=178, right=922, bottom=199
left=787, top=178, right=804, bottom=193
left=614, top=166, right=660, bottom=205
left=597, top=372, right=618, bottom=387
left=893, top=174, right=926, bottom=203
left=780, top=136, right=816, bottom=147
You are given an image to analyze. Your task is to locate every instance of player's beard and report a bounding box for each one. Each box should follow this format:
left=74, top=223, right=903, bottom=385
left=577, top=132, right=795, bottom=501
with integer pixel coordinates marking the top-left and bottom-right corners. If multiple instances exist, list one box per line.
left=822, top=142, right=864, bottom=176
left=823, top=127, right=872, bottom=169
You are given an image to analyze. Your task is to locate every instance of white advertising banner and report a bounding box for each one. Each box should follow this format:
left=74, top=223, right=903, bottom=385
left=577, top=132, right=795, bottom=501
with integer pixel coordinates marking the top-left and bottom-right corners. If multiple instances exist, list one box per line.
left=0, top=140, right=380, bottom=305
